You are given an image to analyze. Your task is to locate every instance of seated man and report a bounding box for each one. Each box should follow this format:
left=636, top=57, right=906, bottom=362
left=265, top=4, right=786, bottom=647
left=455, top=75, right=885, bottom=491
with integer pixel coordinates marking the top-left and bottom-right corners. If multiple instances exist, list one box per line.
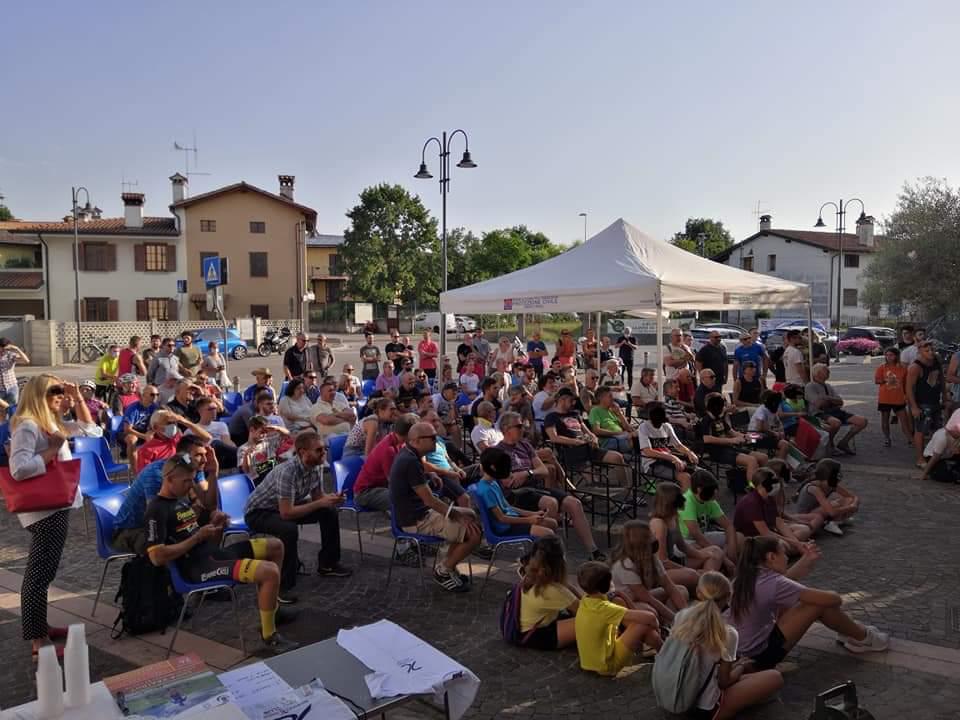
left=700, top=393, right=768, bottom=484
left=165, top=379, right=202, bottom=422
left=921, top=408, right=960, bottom=483
left=630, top=367, right=659, bottom=413
left=79, top=380, right=110, bottom=428
left=532, top=372, right=559, bottom=424
left=469, top=377, right=502, bottom=419
left=599, top=359, right=630, bottom=415
left=694, top=368, right=719, bottom=415
left=243, top=367, right=276, bottom=404
left=136, top=409, right=211, bottom=472
left=579, top=370, right=600, bottom=414
left=662, top=378, right=696, bottom=437
left=805, top=363, right=868, bottom=455
left=422, top=409, right=483, bottom=490
left=675, top=368, right=696, bottom=411
left=544, top=388, right=626, bottom=470
left=145, top=455, right=297, bottom=654
left=677, top=468, right=740, bottom=565
left=121, top=384, right=159, bottom=465
left=588, top=386, right=633, bottom=454
left=354, top=413, right=417, bottom=511
left=396, top=371, right=420, bottom=411
left=239, top=415, right=292, bottom=485
left=637, top=403, right=698, bottom=490
left=302, top=371, right=322, bottom=403
left=471, top=401, right=503, bottom=452
left=244, top=431, right=350, bottom=603
left=312, top=377, right=356, bottom=439
left=112, top=435, right=219, bottom=555
left=229, top=390, right=284, bottom=447
left=389, top=422, right=482, bottom=592
left=111, top=373, right=141, bottom=415
left=506, top=384, right=537, bottom=444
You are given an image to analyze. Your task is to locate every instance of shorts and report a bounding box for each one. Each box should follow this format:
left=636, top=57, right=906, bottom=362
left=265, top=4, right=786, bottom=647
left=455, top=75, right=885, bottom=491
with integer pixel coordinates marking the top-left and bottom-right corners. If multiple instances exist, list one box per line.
left=878, top=403, right=906, bottom=413
left=752, top=433, right=780, bottom=450
left=688, top=530, right=728, bottom=548
left=916, top=404, right=943, bottom=435
left=179, top=538, right=270, bottom=585
left=563, top=444, right=609, bottom=467
left=643, top=460, right=678, bottom=480
left=749, top=624, right=788, bottom=670
left=355, top=486, right=391, bottom=512
left=523, top=620, right=559, bottom=650
left=499, top=524, right=532, bottom=537
left=509, top=487, right=567, bottom=512
left=706, top=446, right=740, bottom=466
left=406, top=507, right=477, bottom=543
left=603, top=638, right=635, bottom=676
left=820, top=408, right=853, bottom=425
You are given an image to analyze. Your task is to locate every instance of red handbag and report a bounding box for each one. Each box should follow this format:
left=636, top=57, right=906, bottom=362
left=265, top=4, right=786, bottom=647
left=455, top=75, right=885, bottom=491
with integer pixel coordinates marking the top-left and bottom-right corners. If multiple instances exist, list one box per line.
left=0, top=458, right=82, bottom=513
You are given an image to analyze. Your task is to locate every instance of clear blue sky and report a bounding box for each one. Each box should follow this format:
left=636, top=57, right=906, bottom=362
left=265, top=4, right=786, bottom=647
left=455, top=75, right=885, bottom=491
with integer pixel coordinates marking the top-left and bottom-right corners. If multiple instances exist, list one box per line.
left=3, top=1, right=958, bottom=245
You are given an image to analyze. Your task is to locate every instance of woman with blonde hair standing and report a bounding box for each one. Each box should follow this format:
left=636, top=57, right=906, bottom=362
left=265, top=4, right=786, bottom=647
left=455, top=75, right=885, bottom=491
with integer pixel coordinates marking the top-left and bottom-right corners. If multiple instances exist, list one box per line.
left=9, top=374, right=102, bottom=659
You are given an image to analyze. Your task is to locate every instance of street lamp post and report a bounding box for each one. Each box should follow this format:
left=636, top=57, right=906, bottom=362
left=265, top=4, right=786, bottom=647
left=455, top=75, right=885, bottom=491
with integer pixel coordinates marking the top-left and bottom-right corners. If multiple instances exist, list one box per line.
left=579, top=212, right=587, bottom=243
left=72, top=186, right=93, bottom=362
left=414, top=130, right=476, bottom=363
left=815, top=199, right=866, bottom=331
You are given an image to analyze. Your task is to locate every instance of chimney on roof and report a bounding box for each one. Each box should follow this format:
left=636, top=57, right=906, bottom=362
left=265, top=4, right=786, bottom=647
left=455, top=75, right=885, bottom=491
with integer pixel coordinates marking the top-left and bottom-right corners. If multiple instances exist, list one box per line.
left=759, top=214, right=772, bottom=232
left=278, top=175, right=295, bottom=201
left=169, top=173, right=188, bottom=204
left=122, top=192, right=145, bottom=229
left=857, top=214, right=875, bottom=247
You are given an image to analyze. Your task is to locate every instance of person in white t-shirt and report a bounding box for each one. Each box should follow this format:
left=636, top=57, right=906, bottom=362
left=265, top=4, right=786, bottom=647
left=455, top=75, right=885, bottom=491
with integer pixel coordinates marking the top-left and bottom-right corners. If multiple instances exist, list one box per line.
left=921, top=408, right=960, bottom=482
left=782, top=330, right=807, bottom=386
left=471, top=401, right=504, bottom=451
left=637, top=404, right=698, bottom=490
left=312, top=377, right=356, bottom=439
left=665, top=572, right=783, bottom=719
left=532, top=373, right=559, bottom=422
left=663, top=328, right=695, bottom=380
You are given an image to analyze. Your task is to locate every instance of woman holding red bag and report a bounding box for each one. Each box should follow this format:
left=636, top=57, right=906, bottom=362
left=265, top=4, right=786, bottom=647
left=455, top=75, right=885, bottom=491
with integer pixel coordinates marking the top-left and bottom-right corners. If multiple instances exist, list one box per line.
left=9, top=374, right=101, bottom=659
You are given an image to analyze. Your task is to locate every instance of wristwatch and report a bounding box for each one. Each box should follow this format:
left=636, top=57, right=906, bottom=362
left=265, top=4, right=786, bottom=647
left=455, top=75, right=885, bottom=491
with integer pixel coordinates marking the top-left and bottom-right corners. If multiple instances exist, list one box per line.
left=526, top=469, right=534, bottom=483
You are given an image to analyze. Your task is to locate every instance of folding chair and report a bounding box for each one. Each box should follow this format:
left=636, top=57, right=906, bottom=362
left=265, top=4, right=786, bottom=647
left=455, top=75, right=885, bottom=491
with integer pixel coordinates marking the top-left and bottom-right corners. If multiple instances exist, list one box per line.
left=166, top=562, right=244, bottom=658
left=333, top=456, right=376, bottom=560
left=91, top=493, right=135, bottom=616
left=467, top=486, right=534, bottom=597
left=361, top=379, right=376, bottom=398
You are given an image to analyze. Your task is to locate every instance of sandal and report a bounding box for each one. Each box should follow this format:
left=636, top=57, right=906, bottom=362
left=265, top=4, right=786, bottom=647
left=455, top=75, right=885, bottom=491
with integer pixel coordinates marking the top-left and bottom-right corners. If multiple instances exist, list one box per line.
left=32, top=643, right=65, bottom=663
left=47, top=626, right=69, bottom=641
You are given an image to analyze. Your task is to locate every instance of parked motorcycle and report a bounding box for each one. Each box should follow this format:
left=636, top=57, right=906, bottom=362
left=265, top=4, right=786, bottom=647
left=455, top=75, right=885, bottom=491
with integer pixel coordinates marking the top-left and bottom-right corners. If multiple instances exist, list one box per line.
left=257, top=327, right=292, bottom=357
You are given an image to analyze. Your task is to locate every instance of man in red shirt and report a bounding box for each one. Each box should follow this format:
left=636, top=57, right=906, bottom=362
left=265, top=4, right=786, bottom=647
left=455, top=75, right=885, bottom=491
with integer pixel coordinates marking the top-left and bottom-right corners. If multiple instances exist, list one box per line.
left=417, top=329, right=439, bottom=381
left=353, top=413, right=417, bottom=511
left=119, top=335, right=147, bottom=377
left=136, top=409, right=212, bottom=472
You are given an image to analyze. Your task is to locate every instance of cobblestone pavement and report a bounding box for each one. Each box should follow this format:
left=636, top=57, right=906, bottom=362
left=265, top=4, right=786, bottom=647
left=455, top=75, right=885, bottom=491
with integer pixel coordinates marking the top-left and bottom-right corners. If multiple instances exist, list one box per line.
left=3, top=355, right=960, bottom=717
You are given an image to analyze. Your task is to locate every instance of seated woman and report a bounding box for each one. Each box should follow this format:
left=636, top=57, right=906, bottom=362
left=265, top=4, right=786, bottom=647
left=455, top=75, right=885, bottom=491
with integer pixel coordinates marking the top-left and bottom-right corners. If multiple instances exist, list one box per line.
left=516, top=536, right=582, bottom=650
left=791, top=458, right=859, bottom=537
left=700, top=393, right=768, bottom=480
left=649, top=482, right=726, bottom=592
left=611, top=519, right=689, bottom=626
left=374, top=360, right=400, bottom=395
left=664, top=572, right=783, bottom=720
left=343, top=397, right=397, bottom=458
left=732, top=361, right=763, bottom=408
left=730, top=536, right=889, bottom=670
left=747, top=390, right=792, bottom=460
left=277, top=379, right=315, bottom=433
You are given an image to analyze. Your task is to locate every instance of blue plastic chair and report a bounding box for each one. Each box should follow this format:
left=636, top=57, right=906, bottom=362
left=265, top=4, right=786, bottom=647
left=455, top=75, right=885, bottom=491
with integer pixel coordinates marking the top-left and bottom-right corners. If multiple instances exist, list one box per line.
left=217, top=473, right=255, bottom=539
left=223, top=391, right=243, bottom=415
left=91, top=492, right=135, bottom=617
left=384, top=501, right=473, bottom=591
left=76, top=451, right=125, bottom=537
left=326, top=434, right=348, bottom=465
left=467, top=485, right=535, bottom=597
left=73, top=435, right=128, bottom=479
left=361, top=379, right=376, bottom=398
left=333, top=457, right=373, bottom=559
left=107, top=415, right=125, bottom=448
left=0, top=422, right=10, bottom=465
left=166, top=561, right=244, bottom=658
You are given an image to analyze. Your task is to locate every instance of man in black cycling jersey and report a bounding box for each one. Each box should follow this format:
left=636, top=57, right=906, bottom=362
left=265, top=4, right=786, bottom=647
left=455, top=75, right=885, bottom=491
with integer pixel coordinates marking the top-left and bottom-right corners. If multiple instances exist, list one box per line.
left=144, top=455, right=298, bottom=654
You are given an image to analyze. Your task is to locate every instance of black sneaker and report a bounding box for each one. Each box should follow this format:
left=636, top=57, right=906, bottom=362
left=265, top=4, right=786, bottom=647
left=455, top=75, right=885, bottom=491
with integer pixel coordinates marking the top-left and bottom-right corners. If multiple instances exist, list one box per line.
left=277, top=593, right=298, bottom=605
left=262, top=632, right=299, bottom=655
left=393, top=546, right=421, bottom=567
left=434, top=567, right=469, bottom=593
left=276, top=606, right=299, bottom=625
left=472, top=545, right=494, bottom=560
left=317, top=563, right=353, bottom=578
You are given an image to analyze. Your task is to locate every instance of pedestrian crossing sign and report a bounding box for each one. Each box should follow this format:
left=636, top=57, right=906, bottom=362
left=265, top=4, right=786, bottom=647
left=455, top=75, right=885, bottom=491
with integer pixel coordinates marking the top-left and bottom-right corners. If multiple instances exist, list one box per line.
left=203, top=255, right=222, bottom=288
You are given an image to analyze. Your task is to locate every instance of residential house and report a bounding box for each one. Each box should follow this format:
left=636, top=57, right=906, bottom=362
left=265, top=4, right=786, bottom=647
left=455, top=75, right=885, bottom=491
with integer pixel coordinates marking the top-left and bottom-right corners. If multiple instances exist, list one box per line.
left=306, top=233, right=347, bottom=305
left=170, top=174, right=317, bottom=320
left=0, top=193, right=183, bottom=321
left=713, top=214, right=881, bottom=325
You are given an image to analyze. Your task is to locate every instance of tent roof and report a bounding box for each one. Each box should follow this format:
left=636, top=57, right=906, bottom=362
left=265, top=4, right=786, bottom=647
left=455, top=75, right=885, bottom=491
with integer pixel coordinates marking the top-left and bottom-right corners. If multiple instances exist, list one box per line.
left=439, top=218, right=810, bottom=314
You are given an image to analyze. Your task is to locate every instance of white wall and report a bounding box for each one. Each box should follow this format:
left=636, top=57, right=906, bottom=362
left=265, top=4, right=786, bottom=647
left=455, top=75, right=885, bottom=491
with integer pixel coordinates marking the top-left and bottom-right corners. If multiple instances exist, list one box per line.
left=721, top=236, right=874, bottom=323
left=46, top=234, right=188, bottom=321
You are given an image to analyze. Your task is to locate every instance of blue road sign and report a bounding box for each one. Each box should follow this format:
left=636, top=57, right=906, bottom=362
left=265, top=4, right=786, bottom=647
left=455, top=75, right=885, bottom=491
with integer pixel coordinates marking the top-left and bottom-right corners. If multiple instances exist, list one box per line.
left=177, top=279, right=187, bottom=293
left=203, top=255, right=222, bottom=289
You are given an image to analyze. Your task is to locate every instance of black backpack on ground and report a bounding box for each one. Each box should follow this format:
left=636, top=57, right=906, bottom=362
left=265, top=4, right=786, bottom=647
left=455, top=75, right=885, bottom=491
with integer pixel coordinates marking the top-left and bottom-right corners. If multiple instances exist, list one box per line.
left=111, top=556, right=183, bottom=637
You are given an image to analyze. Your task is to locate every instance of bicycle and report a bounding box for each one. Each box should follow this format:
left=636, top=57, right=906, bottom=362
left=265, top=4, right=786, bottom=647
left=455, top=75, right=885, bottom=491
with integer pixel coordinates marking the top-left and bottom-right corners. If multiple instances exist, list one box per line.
left=69, top=335, right=112, bottom=363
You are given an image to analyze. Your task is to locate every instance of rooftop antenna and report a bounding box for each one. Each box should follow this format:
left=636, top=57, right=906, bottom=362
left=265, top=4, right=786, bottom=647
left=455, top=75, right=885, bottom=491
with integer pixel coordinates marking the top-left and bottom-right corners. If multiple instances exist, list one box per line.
left=752, top=200, right=771, bottom=229
left=173, top=131, right=212, bottom=179
left=121, top=175, right=139, bottom=193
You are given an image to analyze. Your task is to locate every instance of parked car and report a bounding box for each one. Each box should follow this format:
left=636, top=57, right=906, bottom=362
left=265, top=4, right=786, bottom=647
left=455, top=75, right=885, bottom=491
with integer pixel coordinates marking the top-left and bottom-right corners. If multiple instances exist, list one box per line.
left=759, top=320, right=832, bottom=343
left=696, top=322, right=749, bottom=337
left=180, top=328, right=248, bottom=360
left=764, top=328, right=838, bottom=359
left=841, top=326, right=896, bottom=349
left=414, top=312, right=457, bottom=333
left=689, top=328, right=739, bottom=360
left=454, top=315, right=477, bottom=332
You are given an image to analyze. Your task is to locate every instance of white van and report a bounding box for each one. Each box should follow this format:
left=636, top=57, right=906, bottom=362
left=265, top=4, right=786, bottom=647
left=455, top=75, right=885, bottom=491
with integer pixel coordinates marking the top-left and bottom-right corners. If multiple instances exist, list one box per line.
left=414, top=312, right=457, bottom=333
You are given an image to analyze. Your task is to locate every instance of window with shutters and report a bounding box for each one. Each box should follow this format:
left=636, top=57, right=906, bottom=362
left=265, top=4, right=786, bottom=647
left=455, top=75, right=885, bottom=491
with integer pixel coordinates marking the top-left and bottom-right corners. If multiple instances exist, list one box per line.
left=844, top=254, right=860, bottom=268
left=137, top=297, right=178, bottom=320
left=80, top=242, right=116, bottom=271
left=326, top=280, right=343, bottom=303
left=843, top=289, right=859, bottom=307
left=250, top=304, right=270, bottom=319
left=83, top=297, right=112, bottom=321
left=200, top=220, right=216, bottom=232
left=741, top=256, right=754, bottom=272
left=144, top=243, right=169, bottom=271
left=249, top=221, right=266, bottom=233
left=249, top=252, right=268, bottom=277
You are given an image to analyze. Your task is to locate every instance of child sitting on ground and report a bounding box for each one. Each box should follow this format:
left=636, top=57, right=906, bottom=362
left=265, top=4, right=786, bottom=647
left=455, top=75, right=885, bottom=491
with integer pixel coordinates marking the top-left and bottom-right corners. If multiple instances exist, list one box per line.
left=575, top=561, right=662, bottom=676
left=611, top=520, right=688, bottom=626
left=791, top=458, right=859, bottom=537
left=516, top=536, right=582, bottom=650
left=474, top=447, right=557, bottom=538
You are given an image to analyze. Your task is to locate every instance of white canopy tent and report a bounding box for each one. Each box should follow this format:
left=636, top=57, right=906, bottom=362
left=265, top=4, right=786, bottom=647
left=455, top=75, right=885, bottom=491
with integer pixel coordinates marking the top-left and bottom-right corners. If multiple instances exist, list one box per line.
left=439, top=218, right=814, bottom=388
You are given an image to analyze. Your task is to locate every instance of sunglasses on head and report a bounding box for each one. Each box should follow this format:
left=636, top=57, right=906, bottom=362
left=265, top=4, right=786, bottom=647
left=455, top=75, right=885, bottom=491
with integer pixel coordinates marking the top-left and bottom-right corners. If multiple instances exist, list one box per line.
left=47, top=385, right=65, bottom=397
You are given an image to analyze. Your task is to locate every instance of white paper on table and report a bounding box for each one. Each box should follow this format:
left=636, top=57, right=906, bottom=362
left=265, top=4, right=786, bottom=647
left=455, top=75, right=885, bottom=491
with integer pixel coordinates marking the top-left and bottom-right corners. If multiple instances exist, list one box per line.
left=245, top=685, right=354, bottom=720
left=171, top=689, right=236, bottom=718
left=217, top=662, right=292, bottom=716
left=336, top=619, right=480, bottom=720
left=173, top=702, right=247, bottom=720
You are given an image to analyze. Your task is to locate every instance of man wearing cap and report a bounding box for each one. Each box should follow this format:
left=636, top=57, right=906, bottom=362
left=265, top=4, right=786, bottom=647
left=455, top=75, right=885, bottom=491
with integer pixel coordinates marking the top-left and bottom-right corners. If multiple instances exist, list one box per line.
left=283, top=333, right=308, bottom=381
left=145, top=453, right=297, bottom=654
left=312, top=377, right=356, bottom=439
left=734, top=331, right=768, bottom=383
left=244, top=368, right=276, bottom=404
left=244, top=430, right=350, bottom=603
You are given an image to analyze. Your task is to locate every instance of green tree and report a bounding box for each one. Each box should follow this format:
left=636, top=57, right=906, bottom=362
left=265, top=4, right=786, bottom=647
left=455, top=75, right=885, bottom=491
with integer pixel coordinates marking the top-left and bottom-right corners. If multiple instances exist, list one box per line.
left=671, top=217, right=734, bottom=257
left=0, top=204, right=12, bottom=221
left=446, top=227, right=483, bottom=290
left=340, top=184, right=440, bottom=305
left=863, top=177, right=960, bottom=320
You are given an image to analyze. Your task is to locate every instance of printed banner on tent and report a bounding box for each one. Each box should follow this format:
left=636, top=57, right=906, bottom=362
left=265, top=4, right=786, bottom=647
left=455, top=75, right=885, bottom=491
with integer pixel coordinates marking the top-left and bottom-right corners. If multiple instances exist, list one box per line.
left=503, top=296, right=559, bottom=311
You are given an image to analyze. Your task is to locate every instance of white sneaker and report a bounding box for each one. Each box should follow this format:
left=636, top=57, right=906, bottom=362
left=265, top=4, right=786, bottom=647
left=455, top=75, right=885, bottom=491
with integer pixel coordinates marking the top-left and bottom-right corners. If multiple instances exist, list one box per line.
left=823, top=520, right=844, bottom=536
left=844, top=626, right=889, bottom=654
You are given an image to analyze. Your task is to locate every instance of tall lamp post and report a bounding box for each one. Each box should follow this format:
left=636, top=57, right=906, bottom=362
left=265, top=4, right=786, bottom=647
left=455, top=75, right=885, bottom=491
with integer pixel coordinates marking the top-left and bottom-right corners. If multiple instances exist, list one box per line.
left=72, top=186, right=93, bottom=361
left=815, top=198, right=866, bottom=331
left=414, top=130, right=477, bottom=363
left=579, top=212, right=587, bottom=243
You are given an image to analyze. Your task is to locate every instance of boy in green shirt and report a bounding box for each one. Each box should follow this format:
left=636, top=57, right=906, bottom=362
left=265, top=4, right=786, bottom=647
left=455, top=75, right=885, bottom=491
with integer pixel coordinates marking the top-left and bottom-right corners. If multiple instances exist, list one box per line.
left=587, top=387, right=633, bottom=454
left=677, top=469, right=740, bottom=568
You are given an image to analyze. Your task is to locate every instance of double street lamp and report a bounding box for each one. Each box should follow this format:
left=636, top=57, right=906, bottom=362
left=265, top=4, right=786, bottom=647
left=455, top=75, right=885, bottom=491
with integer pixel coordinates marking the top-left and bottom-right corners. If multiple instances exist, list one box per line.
left=72, top=186, right=93, bottom=361
left=414, top=130, right=476, bottom=361
left=815, top=198, right=866, bottom=331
